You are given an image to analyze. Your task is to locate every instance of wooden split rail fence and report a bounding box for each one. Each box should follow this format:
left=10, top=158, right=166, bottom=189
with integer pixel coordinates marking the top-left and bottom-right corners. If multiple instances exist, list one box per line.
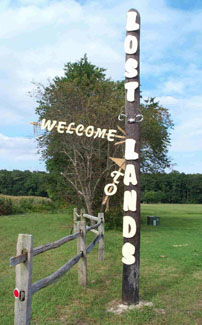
left=10, top=209, right=104, bottom=325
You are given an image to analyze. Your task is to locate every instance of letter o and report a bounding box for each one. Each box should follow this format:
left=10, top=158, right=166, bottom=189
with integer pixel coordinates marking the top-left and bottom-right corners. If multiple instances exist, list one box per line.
left=85, top=126, right=94, bottom=137
left=124, top=35, right=138, bottom=54
left=104, top=183, right=117, bottom=196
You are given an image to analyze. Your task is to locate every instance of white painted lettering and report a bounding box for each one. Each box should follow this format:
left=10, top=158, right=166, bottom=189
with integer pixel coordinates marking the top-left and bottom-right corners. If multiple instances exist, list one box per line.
left=85, top=125, right=94, bottom=137
left=104, top=183, right=117, bottom=196
left=94, top=128, right=107, bottom=139
left=122, top=242, right=135, bottom=265
left=41, top=119, right=57, bottom=131
left=123, top=190, right=137, bottom=211
left=124, top=164, right=137, bottom=186
left=111, top=170, right=124, bottom=184
left=66, top=122, right=75, bottom=134
left=57, top=121, right=66, bottom=133
left=123, top=216, right=137, bottom=238
left=75, top=124, right=84, bottom=136
left=125, top=58, right=138, bottom=78
left=107, top=129, right=117, bottom=142
left=125, top=139, right=139, bottom=160
left=124, top=35, right=138, bottom=54
left=125, top=81, right=139, bottom=102
left=126, top=11, right=139, bottom=31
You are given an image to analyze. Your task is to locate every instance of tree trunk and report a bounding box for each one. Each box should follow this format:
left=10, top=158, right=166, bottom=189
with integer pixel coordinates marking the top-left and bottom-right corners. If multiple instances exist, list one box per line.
left=83, top=196, right=94, bottom=225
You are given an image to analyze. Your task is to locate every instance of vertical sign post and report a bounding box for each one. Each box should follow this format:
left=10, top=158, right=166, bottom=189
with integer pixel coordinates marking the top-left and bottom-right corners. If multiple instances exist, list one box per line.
left=122, top=9, right=141, bottom=304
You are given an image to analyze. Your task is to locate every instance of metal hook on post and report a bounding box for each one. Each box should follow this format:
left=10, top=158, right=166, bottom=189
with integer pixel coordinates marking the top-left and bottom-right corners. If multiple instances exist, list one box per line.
left=135, top=114, right=144, bottom=123
left=118, top=113, right=127, bottom=121
left=127, top=114, right=144, bottom=124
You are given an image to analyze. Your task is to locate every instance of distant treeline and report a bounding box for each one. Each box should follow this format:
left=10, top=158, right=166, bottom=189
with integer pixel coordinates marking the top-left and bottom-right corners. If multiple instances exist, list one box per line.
left=0, top=170, right=49, bottom=197
left=0, top=169, right=202, bottom=204
left=141, top=171, right=202, bottom=204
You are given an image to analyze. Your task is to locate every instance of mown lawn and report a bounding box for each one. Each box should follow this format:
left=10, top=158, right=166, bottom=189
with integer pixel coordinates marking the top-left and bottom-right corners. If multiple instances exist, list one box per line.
left=0, top=204, right=202, bottom=324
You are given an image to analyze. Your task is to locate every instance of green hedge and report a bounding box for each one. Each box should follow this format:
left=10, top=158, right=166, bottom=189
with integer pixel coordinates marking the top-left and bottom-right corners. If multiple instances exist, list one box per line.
left=0, top=195, right=55, bottom=216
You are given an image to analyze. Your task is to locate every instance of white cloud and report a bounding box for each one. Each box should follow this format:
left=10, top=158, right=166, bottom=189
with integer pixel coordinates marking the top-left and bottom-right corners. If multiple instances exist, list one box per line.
left=156, top=95, right=202, bottom=155
left=0, top=133, right=39, bottom=161
left=163, top=81, right=185, bottom=95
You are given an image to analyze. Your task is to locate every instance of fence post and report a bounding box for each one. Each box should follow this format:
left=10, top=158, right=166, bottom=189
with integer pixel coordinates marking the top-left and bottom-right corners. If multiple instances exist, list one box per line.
left=14, top=234, right=33, bottom=325
left=80, top=208, right=85, bottom=221
left=73, top=208, right=78, bottom=233
left=77, top=220, right=87, bottom=286
left=98, top=212, right=104, bottom=261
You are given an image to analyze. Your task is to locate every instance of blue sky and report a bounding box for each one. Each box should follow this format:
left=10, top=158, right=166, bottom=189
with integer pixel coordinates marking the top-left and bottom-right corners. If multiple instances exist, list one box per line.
left=0, top=0, right=202, bottom=173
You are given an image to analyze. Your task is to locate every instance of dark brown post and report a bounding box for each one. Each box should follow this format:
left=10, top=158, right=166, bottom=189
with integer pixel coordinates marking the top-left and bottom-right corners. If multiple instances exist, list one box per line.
left=122, top=9, right=141, bottom=305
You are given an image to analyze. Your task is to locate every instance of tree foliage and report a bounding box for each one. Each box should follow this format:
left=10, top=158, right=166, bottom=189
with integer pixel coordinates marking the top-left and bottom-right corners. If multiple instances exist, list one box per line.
left=0, top=170, right=48, bottom=197
left=34, top=55, right=173, bottom=213
left=141, top=171, right=202, bottom=204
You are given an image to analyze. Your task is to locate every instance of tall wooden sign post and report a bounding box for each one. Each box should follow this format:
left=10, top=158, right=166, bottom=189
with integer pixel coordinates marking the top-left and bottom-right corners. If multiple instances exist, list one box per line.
left=122, top=9, right=141, bottom=304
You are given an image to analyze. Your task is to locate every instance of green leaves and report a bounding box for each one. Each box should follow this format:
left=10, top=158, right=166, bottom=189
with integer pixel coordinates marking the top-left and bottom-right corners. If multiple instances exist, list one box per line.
left=33, top=56, right=174, bottom=211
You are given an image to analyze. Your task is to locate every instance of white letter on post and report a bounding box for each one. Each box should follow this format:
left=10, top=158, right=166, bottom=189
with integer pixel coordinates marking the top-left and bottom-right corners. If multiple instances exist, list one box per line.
left=126, top=11, right=140, bottom=31
left=125, top=139, right=139, bottom=160
left=125, top=58, right=138, bottom=78
left=125, top=82, right=139, bottom=102
left=123, top=190, right=137, bottom=211
left=123, top=216, right=137, bottom=238
left=124, top=35, right=138, bottom=54
left=122, top=242, right=135, bottom=265
left=124, top=164, right=137, bottom=186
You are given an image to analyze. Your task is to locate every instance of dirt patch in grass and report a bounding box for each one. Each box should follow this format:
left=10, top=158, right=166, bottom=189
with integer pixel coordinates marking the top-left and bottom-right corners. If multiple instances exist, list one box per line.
left=192, top=271, right=202, bottom=280
left=107, top=299, right=154, bottom=315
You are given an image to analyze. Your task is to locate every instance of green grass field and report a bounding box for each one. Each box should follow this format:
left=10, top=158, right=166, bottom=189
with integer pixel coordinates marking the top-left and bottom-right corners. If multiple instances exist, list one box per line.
left=0, top=204, right=202, bottom=324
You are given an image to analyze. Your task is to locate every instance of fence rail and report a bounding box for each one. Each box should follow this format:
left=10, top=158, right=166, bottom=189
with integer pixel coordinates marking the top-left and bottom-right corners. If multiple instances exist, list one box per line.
left=10, top=209, right=104, bottom=325
left=31, top=251, right=82, bottom=295
left=10, top=231, right=80, bottom=267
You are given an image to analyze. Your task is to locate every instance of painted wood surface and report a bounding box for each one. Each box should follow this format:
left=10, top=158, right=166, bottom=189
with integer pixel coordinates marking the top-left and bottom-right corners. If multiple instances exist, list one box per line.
left=122, top=8, right=141, bottom=305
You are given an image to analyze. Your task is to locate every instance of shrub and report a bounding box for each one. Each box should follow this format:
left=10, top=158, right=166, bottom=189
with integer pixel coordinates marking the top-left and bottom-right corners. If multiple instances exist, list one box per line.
left=0, top=197, right=13, bottom=215
left=105, top=206, right=123, bottom=230
left=0, top=194, right=55, bottom=215
left=142, top=190, right=166, bottom=203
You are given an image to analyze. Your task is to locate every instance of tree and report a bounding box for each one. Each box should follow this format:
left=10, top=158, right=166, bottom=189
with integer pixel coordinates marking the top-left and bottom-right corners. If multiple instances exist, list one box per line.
left=34, top=55, right=173, bottom=214
left=140, top=97, right=174, bottom=172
